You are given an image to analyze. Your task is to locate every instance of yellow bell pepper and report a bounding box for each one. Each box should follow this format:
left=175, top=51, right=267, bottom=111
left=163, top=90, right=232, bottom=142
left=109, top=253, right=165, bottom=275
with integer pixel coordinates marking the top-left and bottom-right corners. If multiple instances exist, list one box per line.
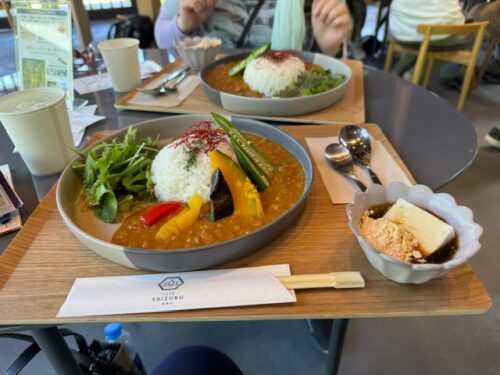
left=208, top=150, right=263, bottom=217
left=155, top=195, right=203, bottom=240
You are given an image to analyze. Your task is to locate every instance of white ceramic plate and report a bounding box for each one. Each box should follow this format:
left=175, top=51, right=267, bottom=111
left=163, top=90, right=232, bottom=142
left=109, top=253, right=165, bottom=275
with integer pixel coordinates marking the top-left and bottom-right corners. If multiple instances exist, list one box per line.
left=200, top=52, right=352, bottom=117
left=56, top=115, right=314, bottom=272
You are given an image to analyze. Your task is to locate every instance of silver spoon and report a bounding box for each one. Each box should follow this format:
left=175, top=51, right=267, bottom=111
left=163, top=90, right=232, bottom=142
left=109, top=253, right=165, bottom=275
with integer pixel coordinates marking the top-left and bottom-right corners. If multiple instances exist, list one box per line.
left=137, top=66, right=190, bottom=95
left=324, top=143, right=367, bottom=192
left=339, top=125, right=382, bottom=184
left=161, top=70, right=189, bottom=93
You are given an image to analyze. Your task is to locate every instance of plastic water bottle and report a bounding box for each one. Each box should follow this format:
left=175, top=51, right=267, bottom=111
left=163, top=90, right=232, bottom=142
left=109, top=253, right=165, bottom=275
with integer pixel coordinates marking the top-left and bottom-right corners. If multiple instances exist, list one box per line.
left=104, top=322, right=146, bottom=374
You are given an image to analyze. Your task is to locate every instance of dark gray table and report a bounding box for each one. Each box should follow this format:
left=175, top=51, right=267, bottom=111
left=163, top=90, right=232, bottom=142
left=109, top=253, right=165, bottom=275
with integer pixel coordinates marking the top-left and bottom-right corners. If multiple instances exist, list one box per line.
left=0, top=60, right=478, bottom=374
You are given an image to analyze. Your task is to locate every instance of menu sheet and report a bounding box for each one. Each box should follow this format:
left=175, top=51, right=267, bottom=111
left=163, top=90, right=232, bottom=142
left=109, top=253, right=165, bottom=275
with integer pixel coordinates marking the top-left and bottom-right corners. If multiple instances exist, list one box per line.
left=13, top=1, right=73, bottom=106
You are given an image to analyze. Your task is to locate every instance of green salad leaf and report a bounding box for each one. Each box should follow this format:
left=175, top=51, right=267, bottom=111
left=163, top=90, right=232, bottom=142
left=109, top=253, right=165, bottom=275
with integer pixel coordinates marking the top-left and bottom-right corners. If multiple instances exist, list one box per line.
left=72, top=127, right=161, bottom=223
left=278, top=66, right=345, bottom=98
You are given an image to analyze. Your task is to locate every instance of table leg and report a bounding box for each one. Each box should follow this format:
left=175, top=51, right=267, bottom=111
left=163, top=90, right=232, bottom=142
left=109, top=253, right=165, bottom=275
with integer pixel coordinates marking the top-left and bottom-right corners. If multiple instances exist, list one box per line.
left=31, top=327, right=84, bottom=375
left=323, top=319, right=349, bottom=375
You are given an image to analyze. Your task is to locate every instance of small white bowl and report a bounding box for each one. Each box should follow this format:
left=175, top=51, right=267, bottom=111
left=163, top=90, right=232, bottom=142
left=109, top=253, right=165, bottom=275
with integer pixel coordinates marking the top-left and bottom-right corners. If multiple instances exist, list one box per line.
left=175, top=37, right=221, bottom=71
left=347, top=183, right=483, bottom=284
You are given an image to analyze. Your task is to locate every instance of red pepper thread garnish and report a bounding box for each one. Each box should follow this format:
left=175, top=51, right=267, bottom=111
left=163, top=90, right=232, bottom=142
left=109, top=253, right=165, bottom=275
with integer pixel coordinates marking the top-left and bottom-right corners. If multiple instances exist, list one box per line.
left=140, top=201, right=183, bottom=227
left=172, top=121, right=227, bottom=154
left=262, top=50, right=299, bottom=62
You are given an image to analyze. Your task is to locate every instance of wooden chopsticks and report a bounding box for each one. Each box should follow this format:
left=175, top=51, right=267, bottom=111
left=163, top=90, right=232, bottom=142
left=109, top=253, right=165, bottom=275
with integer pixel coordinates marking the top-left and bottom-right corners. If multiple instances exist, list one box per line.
left=277, top=272, right=365, bottom=290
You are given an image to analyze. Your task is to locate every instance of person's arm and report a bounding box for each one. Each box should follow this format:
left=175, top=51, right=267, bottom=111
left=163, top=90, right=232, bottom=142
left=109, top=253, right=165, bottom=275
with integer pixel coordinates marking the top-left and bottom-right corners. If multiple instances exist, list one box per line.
left=154, top=0, right=216, bottom=54
left=154, top=12, right=194, bottom=53
left=311, top=0, right=353, bottom=56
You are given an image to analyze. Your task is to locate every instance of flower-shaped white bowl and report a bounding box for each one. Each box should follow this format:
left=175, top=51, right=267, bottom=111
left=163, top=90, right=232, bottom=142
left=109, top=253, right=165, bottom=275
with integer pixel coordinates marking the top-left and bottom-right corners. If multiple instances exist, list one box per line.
left=175, top=37, right=221, bottom=71
left=347, top=183, right=483, bottom=284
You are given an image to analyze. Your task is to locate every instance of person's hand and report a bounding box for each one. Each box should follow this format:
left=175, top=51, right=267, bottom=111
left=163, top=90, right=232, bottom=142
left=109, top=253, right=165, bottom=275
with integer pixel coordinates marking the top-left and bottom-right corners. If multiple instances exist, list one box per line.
left=312, top=0, right=353, bottom=56
left=177, top=0, right=216, bottom=34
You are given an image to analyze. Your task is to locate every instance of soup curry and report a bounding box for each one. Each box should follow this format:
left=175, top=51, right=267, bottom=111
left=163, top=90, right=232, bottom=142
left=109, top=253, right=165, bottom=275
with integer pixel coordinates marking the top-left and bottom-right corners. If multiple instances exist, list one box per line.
left=112, top=134, right=305, bottom=249
left=204, top=60, right=316, bottom=98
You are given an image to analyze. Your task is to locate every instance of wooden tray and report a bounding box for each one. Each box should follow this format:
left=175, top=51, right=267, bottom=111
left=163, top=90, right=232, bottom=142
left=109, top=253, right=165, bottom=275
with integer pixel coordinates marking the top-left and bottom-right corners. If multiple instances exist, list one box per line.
left=0, top=124, right=490, bottom=325
left=115, top=59, right=365, bottom=125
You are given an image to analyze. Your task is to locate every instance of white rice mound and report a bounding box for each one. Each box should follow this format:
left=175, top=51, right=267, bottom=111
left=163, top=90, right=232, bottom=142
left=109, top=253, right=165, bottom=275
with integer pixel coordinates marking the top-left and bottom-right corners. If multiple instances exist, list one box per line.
left=243, top=55, right=305, bottom=97
left=151, top=143, right=212, bottom=203
left=151, top=138, right=235, bottom=203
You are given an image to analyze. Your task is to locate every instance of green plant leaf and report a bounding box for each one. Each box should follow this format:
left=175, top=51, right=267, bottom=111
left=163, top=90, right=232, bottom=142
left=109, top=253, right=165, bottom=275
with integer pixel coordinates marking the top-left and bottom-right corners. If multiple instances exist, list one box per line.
left=99, top=191, right=118, bottom=223
left=71, top=126, right=160, bottom=223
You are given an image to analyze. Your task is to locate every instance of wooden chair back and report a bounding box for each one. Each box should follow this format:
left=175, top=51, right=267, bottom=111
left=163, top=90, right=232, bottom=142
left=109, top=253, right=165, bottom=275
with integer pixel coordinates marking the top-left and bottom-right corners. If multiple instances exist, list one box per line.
left=416, top=22, right=489, bottom=36
left=385, top=21, right=489, bottom=111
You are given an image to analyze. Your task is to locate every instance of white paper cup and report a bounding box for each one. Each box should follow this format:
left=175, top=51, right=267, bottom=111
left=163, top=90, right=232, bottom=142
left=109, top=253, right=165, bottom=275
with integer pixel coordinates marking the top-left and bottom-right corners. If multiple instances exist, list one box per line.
left=0, top=88, right=74, bottom=176
left=98, top=38, right=141, bottom=92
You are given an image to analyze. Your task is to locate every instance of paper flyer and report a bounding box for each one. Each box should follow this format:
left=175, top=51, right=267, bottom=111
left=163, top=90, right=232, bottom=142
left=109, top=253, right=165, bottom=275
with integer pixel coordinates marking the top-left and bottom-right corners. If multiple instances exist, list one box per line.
left=13, top=1, right=73, bottom=106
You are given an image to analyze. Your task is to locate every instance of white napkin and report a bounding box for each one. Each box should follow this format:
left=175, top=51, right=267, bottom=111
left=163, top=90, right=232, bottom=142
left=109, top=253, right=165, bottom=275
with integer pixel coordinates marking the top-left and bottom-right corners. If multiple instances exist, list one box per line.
left=128, top=74, right=200, bottom=108
left=73, top=60, right=163, bottom=95
left=140, top=60, right=163, bottom=78
left=57, top=264, right=295, bottom=317
left=74, top=73, right=113, bottom=95
left=69, top=104, right=105, bottom=146
left=306, top=136, right=413, bottom=204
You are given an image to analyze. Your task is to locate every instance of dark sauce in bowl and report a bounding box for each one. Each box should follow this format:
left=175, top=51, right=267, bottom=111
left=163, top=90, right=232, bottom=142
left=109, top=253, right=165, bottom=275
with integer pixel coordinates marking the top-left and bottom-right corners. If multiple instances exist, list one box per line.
left=367, top=202, right=459, bottom=264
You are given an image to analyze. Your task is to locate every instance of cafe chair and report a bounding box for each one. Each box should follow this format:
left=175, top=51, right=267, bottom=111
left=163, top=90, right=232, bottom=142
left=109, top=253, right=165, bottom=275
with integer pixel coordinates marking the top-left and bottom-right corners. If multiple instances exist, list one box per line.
left=384, top=21, right=489, bottom=111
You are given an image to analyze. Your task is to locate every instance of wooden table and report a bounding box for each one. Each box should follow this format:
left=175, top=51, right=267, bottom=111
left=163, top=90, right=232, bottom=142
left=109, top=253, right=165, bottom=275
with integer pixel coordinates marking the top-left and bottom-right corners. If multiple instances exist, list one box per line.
left=0, top=124, right=491, bottom=374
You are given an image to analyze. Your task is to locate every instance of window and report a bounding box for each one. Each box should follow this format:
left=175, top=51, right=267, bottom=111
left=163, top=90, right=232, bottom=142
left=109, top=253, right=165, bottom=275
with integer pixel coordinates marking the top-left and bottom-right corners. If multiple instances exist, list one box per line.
left=84, top=1, right=133, bottom=11
left=0, top=0, right=137, bottom=28
left=84, top=0, right=136, bottom=20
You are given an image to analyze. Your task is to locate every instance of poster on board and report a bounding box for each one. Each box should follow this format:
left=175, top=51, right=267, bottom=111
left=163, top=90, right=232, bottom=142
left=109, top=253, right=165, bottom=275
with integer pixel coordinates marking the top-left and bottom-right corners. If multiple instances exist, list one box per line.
left=12, top=0, right=73, bottom=107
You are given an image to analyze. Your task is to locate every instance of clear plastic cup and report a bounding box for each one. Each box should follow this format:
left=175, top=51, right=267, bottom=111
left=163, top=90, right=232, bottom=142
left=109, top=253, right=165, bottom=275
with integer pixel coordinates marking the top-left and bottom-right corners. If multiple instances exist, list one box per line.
left=0, top=88, right=74, bottom=176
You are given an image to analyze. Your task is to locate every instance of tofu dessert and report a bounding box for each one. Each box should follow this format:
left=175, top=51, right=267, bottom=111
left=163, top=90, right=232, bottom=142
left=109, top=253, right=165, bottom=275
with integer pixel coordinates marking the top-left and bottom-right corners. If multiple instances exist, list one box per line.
left=359, top=198, right=457, bottom=264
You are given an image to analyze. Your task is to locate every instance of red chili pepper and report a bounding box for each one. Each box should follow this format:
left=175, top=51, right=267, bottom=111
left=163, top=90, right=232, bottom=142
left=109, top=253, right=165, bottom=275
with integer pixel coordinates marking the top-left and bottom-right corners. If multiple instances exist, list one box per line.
left=140, top=201, right=183, bottom=227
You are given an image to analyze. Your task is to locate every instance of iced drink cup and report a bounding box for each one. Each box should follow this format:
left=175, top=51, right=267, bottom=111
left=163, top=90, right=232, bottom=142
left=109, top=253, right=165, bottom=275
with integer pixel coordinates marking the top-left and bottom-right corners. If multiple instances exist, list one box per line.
left=98, top=38, right=141, bottom=92
left=0, top=88, right=74, bottom=176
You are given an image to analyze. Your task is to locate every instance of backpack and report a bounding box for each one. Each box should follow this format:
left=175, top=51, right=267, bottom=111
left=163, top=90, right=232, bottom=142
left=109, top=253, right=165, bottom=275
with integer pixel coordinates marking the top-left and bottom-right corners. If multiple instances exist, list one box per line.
left=107, top=15, right=154, bottom=48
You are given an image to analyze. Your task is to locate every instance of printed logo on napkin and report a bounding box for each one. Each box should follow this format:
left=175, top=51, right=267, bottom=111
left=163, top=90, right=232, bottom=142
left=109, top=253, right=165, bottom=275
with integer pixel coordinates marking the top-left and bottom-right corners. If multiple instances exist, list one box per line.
left=58, top=264, right=296, bottom=317
left=159, top=276, right=184, bottom=290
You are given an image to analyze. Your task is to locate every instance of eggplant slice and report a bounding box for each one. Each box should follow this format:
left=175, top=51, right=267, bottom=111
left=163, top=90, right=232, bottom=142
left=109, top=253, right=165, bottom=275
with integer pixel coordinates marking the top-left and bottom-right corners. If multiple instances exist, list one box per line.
left=210, top=168, right=234, bottom=221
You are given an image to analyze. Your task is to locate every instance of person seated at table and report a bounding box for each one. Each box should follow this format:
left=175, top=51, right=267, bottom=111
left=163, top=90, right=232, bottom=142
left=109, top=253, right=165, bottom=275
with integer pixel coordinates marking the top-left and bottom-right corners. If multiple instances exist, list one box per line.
left=154, top=0, right=353, bottom=57
left=469, top=0, right=500, bottom=83
left=450, top=0, right=500, bottom=85
left=485, top=125, right=500, bottom=149
left=441, top=0, right=500, bottom=86
left=438, top=0, right=500, bottom=148
left=388, top=0, right=470, bottom=76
